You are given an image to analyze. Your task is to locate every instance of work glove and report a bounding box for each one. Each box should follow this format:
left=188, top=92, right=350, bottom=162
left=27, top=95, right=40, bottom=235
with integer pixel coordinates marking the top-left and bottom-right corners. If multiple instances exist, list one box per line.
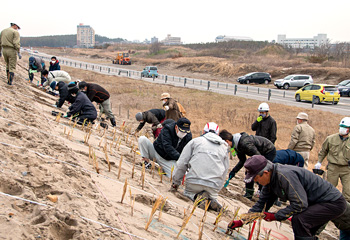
left=157, top=124, right=162, bottom=128
left=52, top=104, right=57, bottom=108
left=314, top=162, right=322, bottom=169
left=263, top=212, right=276, bottom=222
left=169, top=183, right=179, bottom=193
left=227, top=220, right=243, bottom=230
left=229, top=171, right=235, bottom=180
left=164, top=105, right=169, bottom=111
left=18, top=52, right=22, bottom=59
left=29, top=69, right=37, bottom=74
left=257, top=116, right=263, bottom=122
left=63, top=114, right=68, bottom=118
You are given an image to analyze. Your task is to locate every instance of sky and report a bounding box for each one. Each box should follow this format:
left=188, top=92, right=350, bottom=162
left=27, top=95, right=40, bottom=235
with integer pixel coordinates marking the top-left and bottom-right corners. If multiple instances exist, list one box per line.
left=2, top=0, right=350, bottom=44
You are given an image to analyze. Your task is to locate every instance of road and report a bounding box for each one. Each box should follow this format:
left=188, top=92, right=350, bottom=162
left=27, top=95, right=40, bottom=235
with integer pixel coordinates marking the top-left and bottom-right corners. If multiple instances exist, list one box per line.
left=32, top=51, right=350, bottom=116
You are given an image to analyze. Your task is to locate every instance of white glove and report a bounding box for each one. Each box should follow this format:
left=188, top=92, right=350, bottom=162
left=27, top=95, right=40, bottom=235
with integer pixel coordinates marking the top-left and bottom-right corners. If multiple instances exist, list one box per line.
left=18, top=52, right=22, bottom=59
left=52, top=104, right=57, bottom=108
left=157, top=124, right=162, bottom=128
left=164, top=105, right=169, bottom=111
left=314, top=162, right=321, bottom=169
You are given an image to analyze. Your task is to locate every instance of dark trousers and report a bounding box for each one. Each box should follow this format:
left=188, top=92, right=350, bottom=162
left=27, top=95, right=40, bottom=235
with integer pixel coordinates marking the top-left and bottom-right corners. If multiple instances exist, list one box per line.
left=340, top=230, right=350, bottom=240
left=292, top=196, right=347, bottom=237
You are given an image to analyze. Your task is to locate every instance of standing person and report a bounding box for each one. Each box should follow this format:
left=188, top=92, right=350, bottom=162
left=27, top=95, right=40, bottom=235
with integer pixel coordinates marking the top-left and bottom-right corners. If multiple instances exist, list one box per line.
left=49, top=56, right=61, bottom=71
left=227, top=155, right=347, bottom=240
left=50, top=81, right=74, bottom=108
left=160, top=93, right=183, bottom=121
left=133, top=109, right=165, bottom=138
left=273, top=149, right=305, bottom=168
left=78, top=81, right=116, bottom=127
left=171, top=122, right=229, bottom=212
left=219, top=130, right=276, bottom=199
left=41, top=70, right=71, bottom=88
left=0, top=23, right=21, bottom=85
left=65, top=83, right=97, bottom=124
left=251, top=102, right=277, bottom=144
left=137, top=118, right=192, bottom=176
left=28, top=56, right=46, bottom=84
left=316, top=117, right=350, bottom=202
left=287, top=112, right=315, bottom=169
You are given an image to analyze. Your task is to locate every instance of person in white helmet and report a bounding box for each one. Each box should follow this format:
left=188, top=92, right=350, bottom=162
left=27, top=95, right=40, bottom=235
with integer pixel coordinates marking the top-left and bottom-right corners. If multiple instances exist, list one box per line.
left=287, top=112, right=315, bottom=169
left=316, top=117, right=350, bottom=202
left=170, top=122, right=229, bottom=212
left=251, top=102, right=277, bottom=144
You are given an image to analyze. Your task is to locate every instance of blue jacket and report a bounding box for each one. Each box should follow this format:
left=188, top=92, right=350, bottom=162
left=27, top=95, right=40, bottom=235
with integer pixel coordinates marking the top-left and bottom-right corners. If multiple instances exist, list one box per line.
left=273, top=149, right=304, bottom=167
left=49, top=60, right=61, bottom=71
left=67, top=91, right=97, bottom=119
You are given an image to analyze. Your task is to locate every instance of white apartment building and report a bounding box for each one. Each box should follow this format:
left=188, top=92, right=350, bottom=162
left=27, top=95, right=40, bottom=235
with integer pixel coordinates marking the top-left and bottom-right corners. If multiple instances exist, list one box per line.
left=215, top=35, right=253, bottom=42
left=162, top=34, right=182, bottom=45
left=77, top=23, right=95, bottom=48
left=277, top=34, right=328, bottom=49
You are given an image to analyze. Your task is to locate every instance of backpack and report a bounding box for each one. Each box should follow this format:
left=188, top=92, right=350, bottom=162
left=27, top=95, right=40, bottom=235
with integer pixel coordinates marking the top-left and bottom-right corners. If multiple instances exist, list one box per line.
left=176, top=102, right=187, bottom=118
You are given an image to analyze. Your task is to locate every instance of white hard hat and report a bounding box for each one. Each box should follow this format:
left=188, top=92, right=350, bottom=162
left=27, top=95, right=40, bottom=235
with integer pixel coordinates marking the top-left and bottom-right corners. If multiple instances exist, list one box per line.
left=258, top=103, right=269, bottom=112
left=203, top=122, right=219, bottom=135
left=339, top=117, right=350, bottom=128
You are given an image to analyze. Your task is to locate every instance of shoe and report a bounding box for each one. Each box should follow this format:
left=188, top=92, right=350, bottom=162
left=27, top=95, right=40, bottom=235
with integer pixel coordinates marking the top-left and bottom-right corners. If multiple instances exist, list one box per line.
left=144, top=161, right=152, bottom=169
left=244, top=188, right=254, bottom=200
left=110, top=118, right=116, bottom=127
left=8, top=72, right=14, bottom=85
left=209, top=199, right=222, bottom=212
left=100, top=122, right=108, bottom=129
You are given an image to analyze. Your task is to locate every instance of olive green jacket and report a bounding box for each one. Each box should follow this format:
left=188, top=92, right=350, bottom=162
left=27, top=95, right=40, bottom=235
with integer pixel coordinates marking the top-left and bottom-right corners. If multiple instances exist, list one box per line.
left=318, top=133, right=350, bottom=166
left=288, top=122, right=315, bottom=151
left=0, top=27, right=20, bottom=52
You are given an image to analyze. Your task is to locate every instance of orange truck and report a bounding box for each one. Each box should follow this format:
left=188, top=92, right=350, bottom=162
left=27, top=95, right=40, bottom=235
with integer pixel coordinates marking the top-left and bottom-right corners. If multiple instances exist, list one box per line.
left=112, top=52, right=131, bottom=65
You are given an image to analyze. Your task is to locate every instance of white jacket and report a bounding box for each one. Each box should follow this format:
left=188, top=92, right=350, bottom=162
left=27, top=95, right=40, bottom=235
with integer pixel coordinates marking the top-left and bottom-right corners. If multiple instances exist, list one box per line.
left=173, top=132, right=229, bottom=190
left=43, top=70, right=71, bottom=87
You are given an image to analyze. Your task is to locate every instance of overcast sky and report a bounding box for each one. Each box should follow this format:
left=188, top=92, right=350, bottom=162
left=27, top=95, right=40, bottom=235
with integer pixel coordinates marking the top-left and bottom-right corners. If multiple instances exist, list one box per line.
left=2, top=0, right=350, bottom=44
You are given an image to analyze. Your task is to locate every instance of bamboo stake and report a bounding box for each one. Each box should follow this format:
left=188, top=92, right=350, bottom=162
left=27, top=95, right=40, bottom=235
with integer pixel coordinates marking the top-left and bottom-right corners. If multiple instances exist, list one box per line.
left=64, top=126, right=66, bottom=135
left=125, top=133, right=129, bottom=144
left=131, top=194, right=135, bottom=216
left=131, top=152, right=136, bottom=179
left=88, top=145, right=92, bottom=164
left=55, top=113, right=61, bottom=122
left=68, top=116, right=73, bottom=126
left=158, top=197, right=168, bottom=221
left=81, top=118, right=87, bottom=130
left=115, top=136, right=121, bottom=148
left=170, top=165, right=175, bottom=183
left=151, top=160, right=155, bottom=178
left=94, top=151, right=99, bottom=174
left=198, top=200, right=210, bottom=240
left=213, top=204, right=228, bottom=231
left=104, top=147, right=111, bottom=172
left=255, top=218, right=262, bottom=240
left=158, top=167, right=165, bottom=183
left=117, top=138, right=122, bottom=151
left=141, top=162, right=145, bottom=190
left=87, top=128, right=92, bottom=143
left=120, top=178, right=128, bottom=203
left=118, top=156, right=123, bottom=179
left=265, top=229, right=272, bottom=240
left=145, top=195, right=163, bottom=231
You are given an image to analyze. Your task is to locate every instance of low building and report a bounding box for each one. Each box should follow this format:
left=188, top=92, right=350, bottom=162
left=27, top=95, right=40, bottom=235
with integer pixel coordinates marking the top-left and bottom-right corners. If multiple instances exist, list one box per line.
left=162, top=34, right=182, bottom=45
left=215, top=35, right=253, bottom=42
left=77, top=23, right=95, bottom=48
left=277, top=34, right=328, bottom=49
left=151, top=36, right=158, bottom=44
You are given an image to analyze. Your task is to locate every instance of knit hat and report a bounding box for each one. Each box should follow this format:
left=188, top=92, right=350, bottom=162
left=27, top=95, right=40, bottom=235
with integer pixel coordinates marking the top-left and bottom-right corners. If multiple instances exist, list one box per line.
left=50, top=81, right=57, bottom=90
left=68, top=83, right=79, bottom=94
left=135, top=112, right=143, bottom=121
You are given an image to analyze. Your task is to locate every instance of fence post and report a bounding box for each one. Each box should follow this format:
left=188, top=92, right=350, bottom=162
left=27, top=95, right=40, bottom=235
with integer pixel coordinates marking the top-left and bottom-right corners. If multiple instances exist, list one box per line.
left=217, top=82, right=219, bottom=88
left=75, top=62, right=76, bottom=67
left=312, top=95, right=315, bottom=108
left=258, top=88, right=259, bottom=94
left=86, top=64, right=87, bottom=69
left=246, top=86, right=248, bottom=92
left=92, top=65, right=94, bottom=70
left=108, top=68, right=110, bottom=73
left=332, top=97, right=335, bottom=105
left=193, top=79, right=195, bottom=84
left=184, top=78, right=187, bottom=87
left=234, top=85, right=237, bottom=95
left=283, top=91, right=286, bottom=98
left=100, top=66, right=102, bottom=72
left=200, top=80, right=202, bottom=85
left=153, top=75, right=155, bottom=81
left=268, top=89, right=271, bottom=101
left=127, top=109, right=129, bottom=119
left=226, top=83, right=228, bottom=89
left=207, top=81, right=210, bottom=90
left=80, top=63, right=82, bottom=68
left=165, top=75, right=168, bottom=83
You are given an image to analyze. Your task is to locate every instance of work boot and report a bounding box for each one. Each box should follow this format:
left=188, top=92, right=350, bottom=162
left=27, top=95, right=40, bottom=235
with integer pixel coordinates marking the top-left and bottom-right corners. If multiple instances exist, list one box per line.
left=8, top=72, right=14, bottom=85
left=244, top=188, right=254, bottom=200
left=110, top=118, right=116, bottom=127
left=195, top=191, right=210, bottom=210
left=209, top=198, right=222, bottom=212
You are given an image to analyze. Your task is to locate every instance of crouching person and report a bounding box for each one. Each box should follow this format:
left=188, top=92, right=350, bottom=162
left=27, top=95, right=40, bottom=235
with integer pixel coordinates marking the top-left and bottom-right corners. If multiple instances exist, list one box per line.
left=170, top=122, right=229, bottom=212
left=65, top=83, right=97, bottom=125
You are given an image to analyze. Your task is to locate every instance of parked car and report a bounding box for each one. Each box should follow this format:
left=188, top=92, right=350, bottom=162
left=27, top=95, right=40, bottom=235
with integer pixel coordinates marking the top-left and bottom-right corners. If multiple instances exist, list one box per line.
left=141, top=66, right=158, bottom=78
left=237, top=72, right=271, bottom=84
left=337, top=79, right=350, bottom=87
left=274, top=74, right=313, bottom=90
left=338, top=82, right=350, bottom=97
left=295, top=84, right=340, bottom=104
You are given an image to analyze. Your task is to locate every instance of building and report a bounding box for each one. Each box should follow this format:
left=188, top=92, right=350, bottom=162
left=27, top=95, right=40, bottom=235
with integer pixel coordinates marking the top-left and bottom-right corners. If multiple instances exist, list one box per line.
left=277, top=34, right=328, bottom=49
left=77, top=23, right=95, bottom=48
left=162, top=34, right=182, bottom=45
left=215, top=35, right=253, bottom=42
left=151, top=36, right=158, bottom=44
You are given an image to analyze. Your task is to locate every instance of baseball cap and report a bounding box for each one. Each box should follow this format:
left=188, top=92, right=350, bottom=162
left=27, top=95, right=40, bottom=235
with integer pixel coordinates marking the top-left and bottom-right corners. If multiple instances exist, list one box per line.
left=203, top=122, right=219, bottom=135
left=244, top=155, right=268, bottom=183
left=296, top=112, right=308, bottom=120
left=176, top=118, right=191, bottom=133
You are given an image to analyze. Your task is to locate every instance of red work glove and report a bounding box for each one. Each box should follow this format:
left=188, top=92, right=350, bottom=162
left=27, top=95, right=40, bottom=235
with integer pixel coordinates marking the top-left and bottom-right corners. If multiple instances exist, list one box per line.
left=227, top=220, right=243, bottom=229
left=263, top=212, right=276, bottom=221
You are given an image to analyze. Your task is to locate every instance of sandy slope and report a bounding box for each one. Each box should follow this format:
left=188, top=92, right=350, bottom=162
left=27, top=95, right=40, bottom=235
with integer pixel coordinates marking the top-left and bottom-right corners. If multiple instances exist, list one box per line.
left=0, top=58, right=339, bottom=240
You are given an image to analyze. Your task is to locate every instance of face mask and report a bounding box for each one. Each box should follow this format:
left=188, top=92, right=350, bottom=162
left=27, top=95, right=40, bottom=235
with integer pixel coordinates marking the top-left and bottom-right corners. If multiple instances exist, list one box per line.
left=51, top=60, right=56, bottom=64
left=260, top=113, right=267, bottom=118
left=176, top=131, right=187, bottom=139
left=339, top=127, right=349, bottom=136
left=162, top=100, right=167, bottom=104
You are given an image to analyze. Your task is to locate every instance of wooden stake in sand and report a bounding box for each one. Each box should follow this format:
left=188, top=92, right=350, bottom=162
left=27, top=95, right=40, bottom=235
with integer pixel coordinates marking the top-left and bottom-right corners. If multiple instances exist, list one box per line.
left=145, top=195, right=163, bottom=231
left=151, top=160, right=155, bottom=178
left=115, top=136, right=121, bottom=149
left=118, top=156, right=123, bottom=179
left=120, top=178, right=128, bottom=203
left=158, top=167, right=166, bottom=183
left=93, top=151, right=100, bottom=174
left=170, top=165, right=175, bottom=183
left=158, top=197, right=168, bottom=221
left=213, top=204, right=228, bottom=231
left=198, top=200, right=210, bottom=240
left=104, top=147, right=111, bottom=172
left=55, top=113, right=61, bottom=122
left=129, top=188, right=135, bottom=216
left=88, top=145, right=92, bottom=164
left=131, top=152, right=136, bottom=179
left=176, top=196, right=204, bottom=239
left=141, top=162, right=145, bottom=190
left=64, top=126, right=66, bottom=135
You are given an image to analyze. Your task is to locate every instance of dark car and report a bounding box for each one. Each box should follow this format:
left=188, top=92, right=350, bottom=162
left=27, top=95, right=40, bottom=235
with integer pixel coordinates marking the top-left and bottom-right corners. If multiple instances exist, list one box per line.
left=338, top=82, right=350, bottom=97
left=237, top=72, right=271, bottom=84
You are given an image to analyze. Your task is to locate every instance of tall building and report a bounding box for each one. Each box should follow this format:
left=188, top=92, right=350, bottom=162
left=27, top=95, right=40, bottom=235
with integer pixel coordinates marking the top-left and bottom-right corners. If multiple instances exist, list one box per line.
left=77, top=23, right=95, bottom=48
left=162, top=34, right=182, bottom=45
left=277, top=34, right=328, bottom=49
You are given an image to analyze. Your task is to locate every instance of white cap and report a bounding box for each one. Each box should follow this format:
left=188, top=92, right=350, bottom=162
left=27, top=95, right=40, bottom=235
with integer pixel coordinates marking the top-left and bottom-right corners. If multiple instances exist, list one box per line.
left=296, top=112, right=308, bottom=120
left=203, top=122, right=219, bottom=135
left=258, top=103, right=269, bottom=112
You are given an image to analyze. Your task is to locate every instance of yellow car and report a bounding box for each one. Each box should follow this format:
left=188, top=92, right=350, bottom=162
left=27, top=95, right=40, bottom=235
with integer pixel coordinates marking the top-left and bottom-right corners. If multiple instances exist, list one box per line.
left=295, top=84, right=340, bottom=104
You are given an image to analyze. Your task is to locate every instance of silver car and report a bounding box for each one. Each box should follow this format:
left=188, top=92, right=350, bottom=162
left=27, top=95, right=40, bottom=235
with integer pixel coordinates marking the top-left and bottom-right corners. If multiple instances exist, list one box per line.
left=274, top=75, right=313, bottom=90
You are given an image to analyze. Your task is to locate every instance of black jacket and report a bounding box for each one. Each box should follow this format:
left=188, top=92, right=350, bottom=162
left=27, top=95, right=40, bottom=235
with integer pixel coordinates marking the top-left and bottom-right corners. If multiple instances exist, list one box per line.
left=84, top=83, right=110, bottom=104
left=153, top=120, right=192, bottom=160
left=136, top=109, right=166, bottom=131
left=273, top=149, right=304, bottom=167
left=67, top=91, right=97, bottom=119
left=250, top=164, right=343, bottom=221
left=251, top=115, right=277, bottom=144
left=232, top=132, right=275, bottom=173
left=49, top=61, right=61, bottom=71
left=56, top=81, right=73, bottom=108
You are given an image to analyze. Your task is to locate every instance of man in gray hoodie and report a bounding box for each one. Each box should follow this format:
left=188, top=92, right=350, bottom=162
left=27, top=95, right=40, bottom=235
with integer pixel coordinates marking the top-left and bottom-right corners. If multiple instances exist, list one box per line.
left=171, top=122, right=229, bottom=212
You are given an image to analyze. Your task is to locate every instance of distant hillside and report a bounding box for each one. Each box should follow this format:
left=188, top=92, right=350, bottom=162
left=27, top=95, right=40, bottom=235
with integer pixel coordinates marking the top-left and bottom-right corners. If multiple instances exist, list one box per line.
left=20, top=34, right=126, bottom=48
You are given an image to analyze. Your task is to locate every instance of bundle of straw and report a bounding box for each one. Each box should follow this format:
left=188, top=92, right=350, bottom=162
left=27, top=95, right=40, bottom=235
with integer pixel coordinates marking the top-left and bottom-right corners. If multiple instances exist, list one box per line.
left=118, top=156, right=123, bottom=179
left=145, top=195, right=163, bottom=231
